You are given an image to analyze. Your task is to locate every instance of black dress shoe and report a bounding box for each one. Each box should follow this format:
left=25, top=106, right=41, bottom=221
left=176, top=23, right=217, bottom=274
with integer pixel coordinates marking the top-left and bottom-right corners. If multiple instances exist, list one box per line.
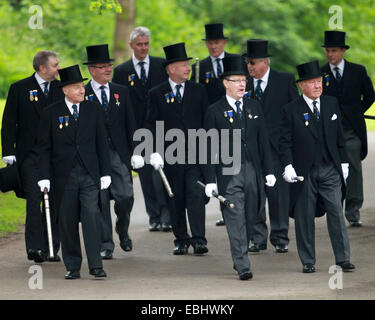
left=100, top=250, right=113, bottom=260
left=302, top=264, right=316, bottom=273
left=89, top=268, right=107, bottom=278
left=65, top=270, right=80, bottom=279
left=349, top=220, right=362, bottom=227
left=27, top=249, right=46, bottom=263
left=193, top=243, right=208, bottom=255
left=120, top=238, right=133, bottom=252
left=239, top=271, right=253, bottom=280
left=161, top=223, right=172, bottom=232
left=248, top=243, right=267, bottom=253
left=336, top=261, right=355, bottom=272
left=173, top=244, right=188, bottom=255
left=46, top=254, right=61, bottom=262
left=275, top=245, right=289, bottom=253
left=216, top=218, right=225, bottom=226
left=149, top=222, right=161, bottom=232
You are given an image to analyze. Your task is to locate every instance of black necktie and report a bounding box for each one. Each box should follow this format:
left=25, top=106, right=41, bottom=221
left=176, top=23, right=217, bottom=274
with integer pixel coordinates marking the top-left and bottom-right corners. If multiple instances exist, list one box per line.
left=175, top=84, right=182, bottom=104
left=138, top=61, right=147, bottom=86
left=216, top=58, right=222, bottom=78
left=312, top=100, right=320, bottom=120
left=43, top=82, right=49, bottom=97
left=334, top=66, right=342, bottom=83
left=72, top=104, right=78, bottom=121
left=254, top=79, right=263, bottom=100
left=235, top=100, right=242, bottom=119
left=99, top=85, right=109, bottom=110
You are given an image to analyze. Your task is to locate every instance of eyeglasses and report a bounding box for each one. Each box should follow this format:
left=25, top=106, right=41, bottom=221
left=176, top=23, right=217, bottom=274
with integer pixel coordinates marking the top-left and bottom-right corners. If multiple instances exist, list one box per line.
left=245, top=59, right=264, bottom=65
left=91, top=64, right=114, bottom=69
left=225, top=79, right=248, bottom=84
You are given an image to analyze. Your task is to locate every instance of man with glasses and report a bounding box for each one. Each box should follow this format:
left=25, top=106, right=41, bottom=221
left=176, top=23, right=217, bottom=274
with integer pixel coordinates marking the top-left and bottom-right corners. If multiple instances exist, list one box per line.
left=113, top=27, right=171, bottom=233
left=203, top=55, right=276, bottom=280
left=2, top=50, right=63, bottom=263
left=191, top=23, right=237, bottom=227
left=320, top=31, right=375, bottom=227
left=244, top=39, right=299, bottom=254
left=84, top=44, right=144, bottom=258
left=280, top=60, right=354, bottom=274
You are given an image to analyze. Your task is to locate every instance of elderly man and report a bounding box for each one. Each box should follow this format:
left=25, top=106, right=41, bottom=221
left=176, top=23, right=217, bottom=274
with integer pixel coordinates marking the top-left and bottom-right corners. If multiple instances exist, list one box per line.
left=146, top=42, right=209, bottom=255
left=37, top=65, right=111, bottom=279
left=84, top=44, right=144, bottom=258
left=244, top=39, right=299, bottom=254
left=191, top=23, right=237, bottom=227
left=320, top=31, right=375, bottom=227
left=1, top=50, right=63, bottom=263
left=203, top=55, right=276, bottom=280
left=113, top=26, right=171, bottom=232
left=280, top=60, right=355, bottom=273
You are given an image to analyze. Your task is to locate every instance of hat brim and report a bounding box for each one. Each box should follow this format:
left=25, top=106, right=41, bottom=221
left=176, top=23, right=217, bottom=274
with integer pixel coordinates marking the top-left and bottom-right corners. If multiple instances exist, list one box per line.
left=296, top=73, right=322, bottom=82
left=321, top=44, right=350, bottom=49
left=83, top=58, right=115, bottom=65
left=202, top=37, right=228, bottom=41
left=58, top=78, right=88, bottom=87
left=242, top=53, right=272, bottom=59
left=163, top=57, right=193, bottom=67
left=220, top=70, right=247, bottom=79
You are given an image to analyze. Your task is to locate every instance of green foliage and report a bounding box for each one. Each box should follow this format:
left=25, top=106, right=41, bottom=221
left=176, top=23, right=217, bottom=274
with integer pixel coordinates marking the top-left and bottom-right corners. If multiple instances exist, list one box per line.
left=90, top=0, right=122, bottom=15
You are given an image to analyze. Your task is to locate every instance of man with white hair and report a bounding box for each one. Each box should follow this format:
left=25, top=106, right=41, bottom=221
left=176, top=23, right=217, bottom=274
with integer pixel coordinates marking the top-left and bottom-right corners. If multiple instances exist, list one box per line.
left=113, top=27, right=171, bottom=233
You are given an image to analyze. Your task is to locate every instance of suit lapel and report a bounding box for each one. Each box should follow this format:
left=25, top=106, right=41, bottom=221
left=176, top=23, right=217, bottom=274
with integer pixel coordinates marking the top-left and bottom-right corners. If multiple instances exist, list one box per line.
left=58, top=101, right=76, bottom=143
left=86, top=81, right=100, bottom=103
left=219, top=97, right=236, bottom=129
left=300, top=97, right=318, bottom=140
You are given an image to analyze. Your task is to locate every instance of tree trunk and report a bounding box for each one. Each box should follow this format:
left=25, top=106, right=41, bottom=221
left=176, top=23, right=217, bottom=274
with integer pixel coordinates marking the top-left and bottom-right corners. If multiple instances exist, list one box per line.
left=113, top=0, right=135, bottom=63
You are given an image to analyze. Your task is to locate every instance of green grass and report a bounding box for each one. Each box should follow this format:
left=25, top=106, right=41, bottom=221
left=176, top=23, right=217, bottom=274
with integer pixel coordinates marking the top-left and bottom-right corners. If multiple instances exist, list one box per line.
left=365, top=102, right=375, bottom=131
left=0, top=99, right=26, bottom=238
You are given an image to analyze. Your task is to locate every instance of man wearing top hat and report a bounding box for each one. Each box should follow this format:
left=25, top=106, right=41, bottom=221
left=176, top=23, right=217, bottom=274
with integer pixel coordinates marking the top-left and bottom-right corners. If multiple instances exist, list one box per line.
left=320, top=31, right=375, bottom=227
left=202, top=55, right=276, bottom=280
left=84, top=44, right=144, bottom=258
left=37, top=65, right=111, bottom=279
left=112, top=26, right=171, bottom=233
left=145, top=42, right=209, bottom=255
left=244, top=39, right=299, bottom=254
left=279, top=60, right=355, bottom=273
left=191, top=23, right=237, bottom=227
left=1, top=50, right=63, bottom=263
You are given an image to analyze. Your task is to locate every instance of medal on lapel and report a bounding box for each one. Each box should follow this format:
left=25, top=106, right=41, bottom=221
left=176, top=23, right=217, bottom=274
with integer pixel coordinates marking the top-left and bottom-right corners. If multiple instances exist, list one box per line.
left=227, top=110, right=234, bottom=123
left=128, top=74, right=135, bottom=86
left=324, top=74, right=330, bottom=87
left=33, top=90, right=38, bottom=101
left=64, top=115, right=69, bottom=127
left=29, top=90, right=34, bottom=102
left=205, top=72, right=212, bottom=84
left=243, top=91, right=251, bottom=101
left=304, top=113, right=309, bottom=126
left=164, top=93, right=170, bottom=103
left=58, top=116, right=64, bottom=129
left=85, top=94, right=94, bottom=101
left=169, top=92, right=175, bottom=103
left=114, top=93, right=120, bottom=106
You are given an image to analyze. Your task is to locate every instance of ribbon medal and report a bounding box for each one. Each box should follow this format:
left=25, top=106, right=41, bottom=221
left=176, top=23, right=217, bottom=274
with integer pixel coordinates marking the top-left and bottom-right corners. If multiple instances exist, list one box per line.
left=169, top=92, right=175, bottom=103
left=205, top=72, right=212, bottom=84
left=243, top=91, right=251, bottom=100
left=64, top=115, right=69, bottom=127
left=29, top=90, right=38, bottom=102
left=128, top=74, right=135, bottom=86
left=324, top=74, right=330, bottom=87
left=114, top=93, right=120, bottom=106
left=304, top=113, right=309, bottom=126
left=58, top=116, right=64, bottom=129
left=227, top=110, right=234, bottom=123
left=164, top=93, right=170, bottom=104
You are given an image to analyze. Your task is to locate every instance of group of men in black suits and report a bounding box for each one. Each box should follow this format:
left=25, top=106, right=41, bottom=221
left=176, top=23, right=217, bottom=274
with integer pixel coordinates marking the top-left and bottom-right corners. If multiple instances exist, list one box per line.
left=1, top=23, right=374, bottom=280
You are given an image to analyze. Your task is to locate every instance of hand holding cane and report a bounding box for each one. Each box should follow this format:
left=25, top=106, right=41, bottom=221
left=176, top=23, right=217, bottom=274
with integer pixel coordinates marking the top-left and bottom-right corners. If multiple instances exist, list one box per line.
left=197, top=181, right=235, bottom=208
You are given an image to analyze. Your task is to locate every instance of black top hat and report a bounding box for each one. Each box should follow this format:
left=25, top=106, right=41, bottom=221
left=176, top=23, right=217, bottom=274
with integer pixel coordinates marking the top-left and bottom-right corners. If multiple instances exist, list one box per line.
left=296, top=60, right=322, bottom=82
left=163, top=43, right=192, bottom=67
left=243, top=39, right=272, bottom=59
left=321, top=31, right=350, bottom=49
left=0, top=164, right=24, bottom=198
left=58, top=65, right=88, bottom=87
left=220, top=56, right=247, bottom=79
left=202, top=23, right=228, bottom=40
left=83, top=44, right=115, bottom=65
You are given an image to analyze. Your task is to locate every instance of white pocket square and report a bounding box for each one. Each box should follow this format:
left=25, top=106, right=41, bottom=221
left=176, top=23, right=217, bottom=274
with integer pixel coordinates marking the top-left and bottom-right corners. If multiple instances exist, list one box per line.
left=331, top=114, right=337, bottom=120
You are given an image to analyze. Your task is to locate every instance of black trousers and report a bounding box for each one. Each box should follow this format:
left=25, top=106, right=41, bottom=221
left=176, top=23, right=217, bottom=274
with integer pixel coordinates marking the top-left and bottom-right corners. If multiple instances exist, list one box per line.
left=166, top=165, right=206, bottom=247
left=20, top=153, right=60, bottom=254
left=59, top=164, right=102, bottom=271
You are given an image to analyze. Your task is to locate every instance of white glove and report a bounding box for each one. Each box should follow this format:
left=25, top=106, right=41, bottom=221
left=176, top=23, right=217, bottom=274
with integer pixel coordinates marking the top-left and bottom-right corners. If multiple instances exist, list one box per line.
left=100, top=176, right=111, bottom=190
left=283, top=164, right=298, bottom=183
left=3, top=155, right=16, bottom=165
left=205, top=183, right=218, bottom=198
left=265, top=174, right=276, bottom=187
left=131, top=155, right=145, bottom=169
left=150, top=152, right=164, bottom=170
left=37, top=179, right=50, bottom=192
left=341, top=163, right=349, bottom=180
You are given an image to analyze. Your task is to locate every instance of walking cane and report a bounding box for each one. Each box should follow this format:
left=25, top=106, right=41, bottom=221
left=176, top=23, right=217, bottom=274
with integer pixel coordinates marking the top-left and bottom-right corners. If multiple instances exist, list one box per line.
left=197, top=181, right=235, bottom=208
left=195, top=58, right=200, bottom=83
left=43, top=188, right=54, bottom=259
left=158, top=167, right=174, bottom=198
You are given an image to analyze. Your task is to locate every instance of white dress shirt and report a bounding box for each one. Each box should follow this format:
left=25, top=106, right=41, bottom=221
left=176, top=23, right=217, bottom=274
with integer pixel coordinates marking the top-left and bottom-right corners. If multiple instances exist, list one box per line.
left=168, top=78, right=185, bottom=98
left=303, top=94, right=321, bottom=114
left=226, top=95, right=243, bottom=112
left=210, top=51, right=225, bottom=78
left=132, top=53, right=150, bottom=79
left=65, top=98, right=80, bottom=116
left=90, top=79, right=110, bottom=104
left=329, top=59, right=345, bottom=79
left=253, top=66, right=270, bottom=92
left=35, top=72, right=50, bottom=92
